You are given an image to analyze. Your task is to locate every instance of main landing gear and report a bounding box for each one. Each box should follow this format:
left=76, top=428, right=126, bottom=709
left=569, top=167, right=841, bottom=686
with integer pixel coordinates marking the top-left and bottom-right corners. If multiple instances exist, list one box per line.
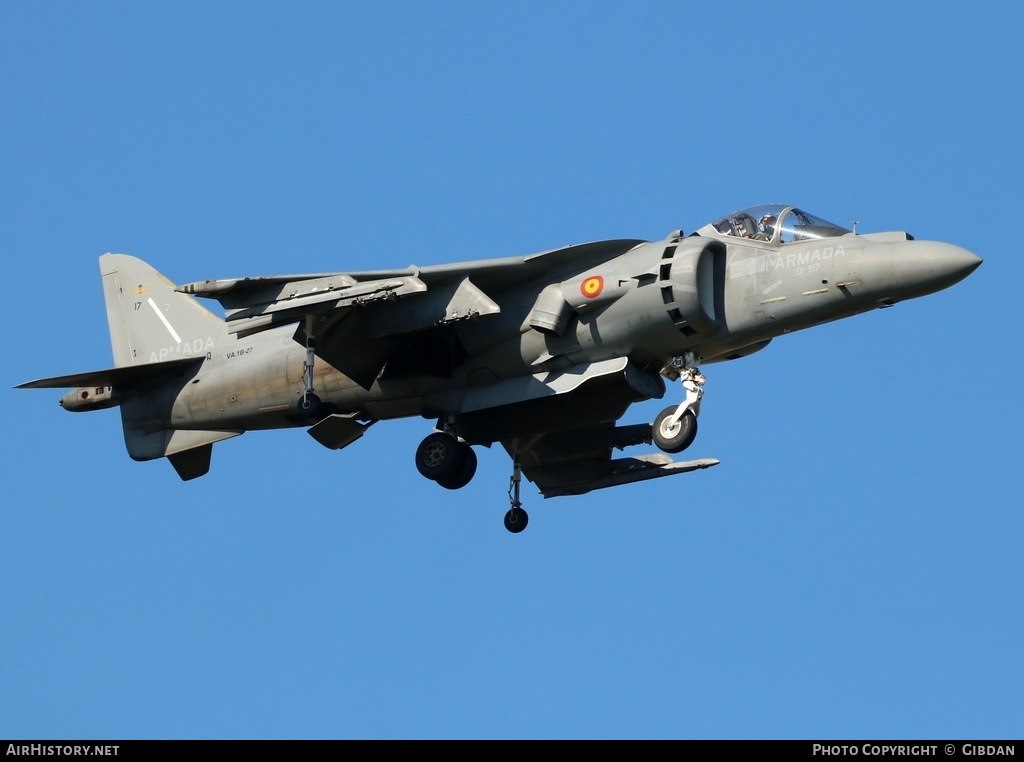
left=653, top=352, right=706, bottom=455
left=413, top=426, right=528, bottom=533
left=414, top=430, right=478, bottom=490
left=413, top=354, right=706, bottom=534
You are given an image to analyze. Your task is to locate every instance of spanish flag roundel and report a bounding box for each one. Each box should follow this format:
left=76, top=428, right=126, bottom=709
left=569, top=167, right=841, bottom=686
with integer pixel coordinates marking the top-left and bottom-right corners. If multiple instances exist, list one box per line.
left=580, top=275, right=604, bottom=299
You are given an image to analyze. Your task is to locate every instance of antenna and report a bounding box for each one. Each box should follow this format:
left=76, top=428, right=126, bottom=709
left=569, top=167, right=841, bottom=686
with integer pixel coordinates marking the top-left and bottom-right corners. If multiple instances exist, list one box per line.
left=851, top=218, right=860, bottom=234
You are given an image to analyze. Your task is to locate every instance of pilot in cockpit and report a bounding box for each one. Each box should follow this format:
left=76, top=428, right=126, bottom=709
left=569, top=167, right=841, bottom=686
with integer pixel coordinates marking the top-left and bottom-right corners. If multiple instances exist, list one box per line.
left=715, top=213, right=759, bottom=238
left=711, top=210, right=778, bottom=240
left=757, top=213, right=777, bottom=240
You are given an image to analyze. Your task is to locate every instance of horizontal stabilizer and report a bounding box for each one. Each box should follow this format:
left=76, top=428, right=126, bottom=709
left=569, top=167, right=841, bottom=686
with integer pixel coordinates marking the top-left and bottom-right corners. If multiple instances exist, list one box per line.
left=535, top=455, right=720, bottom=498
left=15, top=356, right=203, bottom=390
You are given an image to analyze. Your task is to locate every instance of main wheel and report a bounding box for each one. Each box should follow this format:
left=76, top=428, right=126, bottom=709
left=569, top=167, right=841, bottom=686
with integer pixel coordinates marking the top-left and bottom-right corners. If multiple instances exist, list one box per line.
left=415, top=432, right=464, bottom=482
left=436, top=445, right=477, bottom=490
left=652, top=406, right=698, bottom=453
left=504, top=507, right=528, bottom=533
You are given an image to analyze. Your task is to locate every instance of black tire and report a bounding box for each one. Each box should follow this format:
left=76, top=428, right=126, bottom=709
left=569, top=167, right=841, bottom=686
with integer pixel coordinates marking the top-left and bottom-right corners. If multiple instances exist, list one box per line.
left=297, top=392, right=322, bottom=419
left=504, top=507, right=529, bottom=534
left=652, top=406, right=698, bottom=453
left=436, top=445, right=477, bottom=490
left=415, top=432, right=464, bottom=482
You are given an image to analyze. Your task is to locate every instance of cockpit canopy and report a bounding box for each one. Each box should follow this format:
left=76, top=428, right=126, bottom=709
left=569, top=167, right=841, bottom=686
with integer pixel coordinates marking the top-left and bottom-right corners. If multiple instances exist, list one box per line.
left=698, top=204, right=851, bottom=244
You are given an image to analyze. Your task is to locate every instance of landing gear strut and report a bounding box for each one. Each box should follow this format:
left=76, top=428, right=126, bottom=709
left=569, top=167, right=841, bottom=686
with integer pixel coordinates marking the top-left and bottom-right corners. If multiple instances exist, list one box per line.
left=504, top=453, right=528, bottom=533
left=654, top=352, right=706, bottom=454
left=414, top=425, right=528, bottom=533
left=298, top=314, right=322, bottom=418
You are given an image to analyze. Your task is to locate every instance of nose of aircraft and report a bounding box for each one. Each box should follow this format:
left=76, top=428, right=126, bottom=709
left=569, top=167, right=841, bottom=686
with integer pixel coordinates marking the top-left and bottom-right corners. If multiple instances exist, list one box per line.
left=891, top=240, right=983, bottom=297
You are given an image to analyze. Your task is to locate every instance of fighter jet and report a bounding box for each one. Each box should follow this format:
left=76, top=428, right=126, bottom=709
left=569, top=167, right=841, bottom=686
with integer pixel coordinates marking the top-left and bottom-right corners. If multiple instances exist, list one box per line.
left=17, top=204, right=981, bottom=532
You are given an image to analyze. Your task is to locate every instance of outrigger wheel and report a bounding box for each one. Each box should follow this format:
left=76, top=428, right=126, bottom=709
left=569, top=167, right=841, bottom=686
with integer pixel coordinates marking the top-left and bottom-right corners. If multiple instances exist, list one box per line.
left=504, top=507, right=528, bottom=533
left=297, top=392, right=322, bottom=419
left=504, top=453, right=528, bottom=533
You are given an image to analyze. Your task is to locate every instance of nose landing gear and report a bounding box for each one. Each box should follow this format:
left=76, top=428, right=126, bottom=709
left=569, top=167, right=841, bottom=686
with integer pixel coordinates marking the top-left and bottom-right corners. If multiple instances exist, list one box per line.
left=655, top=353, right=706, bottom=454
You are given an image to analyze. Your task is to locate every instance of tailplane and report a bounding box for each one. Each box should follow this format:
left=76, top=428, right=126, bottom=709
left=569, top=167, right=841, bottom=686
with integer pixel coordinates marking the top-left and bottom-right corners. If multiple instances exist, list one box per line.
left=17, top=254, right=241, bottom=480
left=17, top=254, right=228, bottom=391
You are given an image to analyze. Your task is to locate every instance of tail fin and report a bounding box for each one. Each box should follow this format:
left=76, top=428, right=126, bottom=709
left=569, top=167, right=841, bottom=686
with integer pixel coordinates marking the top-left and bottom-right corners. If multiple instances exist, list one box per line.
left=100, top=254, right=241, bottom=479
left=18, top=254, right=240, bottom=480
left=100, top=253, right=229, bottom=367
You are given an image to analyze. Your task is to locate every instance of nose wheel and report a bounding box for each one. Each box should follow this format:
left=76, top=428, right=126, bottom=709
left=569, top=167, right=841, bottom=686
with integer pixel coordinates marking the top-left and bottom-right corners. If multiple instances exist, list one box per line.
left=655, top=353, right=705, bottom=455
left=653, top=407, right=698, bottom=453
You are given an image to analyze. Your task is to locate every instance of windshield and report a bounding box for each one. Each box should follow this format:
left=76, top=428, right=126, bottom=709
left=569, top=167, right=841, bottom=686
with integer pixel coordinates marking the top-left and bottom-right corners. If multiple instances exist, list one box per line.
left=702, top=204, right=851, bottom=243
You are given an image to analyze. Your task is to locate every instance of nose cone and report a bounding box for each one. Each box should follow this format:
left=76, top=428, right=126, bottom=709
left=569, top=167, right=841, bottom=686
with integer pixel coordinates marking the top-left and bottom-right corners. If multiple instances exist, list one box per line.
left=891, top=241, right=982, bottom=298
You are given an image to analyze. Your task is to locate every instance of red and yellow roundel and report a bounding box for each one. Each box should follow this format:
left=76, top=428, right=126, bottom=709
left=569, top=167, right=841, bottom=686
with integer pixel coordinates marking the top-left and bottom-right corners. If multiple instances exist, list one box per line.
left=580, top=275, right=604, bottom=299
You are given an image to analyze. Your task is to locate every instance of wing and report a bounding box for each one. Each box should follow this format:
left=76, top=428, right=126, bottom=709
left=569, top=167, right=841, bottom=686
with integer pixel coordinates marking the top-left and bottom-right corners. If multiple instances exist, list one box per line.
left=176, top=238, right=644, bottom=315
left=177, top=239, right=646, bottom=388
left=504, top=422, right=719, bottom=498
left=430, top=354, right=719, bottom=497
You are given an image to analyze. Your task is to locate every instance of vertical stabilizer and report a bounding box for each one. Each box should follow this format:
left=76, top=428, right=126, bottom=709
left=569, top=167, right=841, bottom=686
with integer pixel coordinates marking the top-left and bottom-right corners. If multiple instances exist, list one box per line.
left=100, top=253, right=229, bottom=367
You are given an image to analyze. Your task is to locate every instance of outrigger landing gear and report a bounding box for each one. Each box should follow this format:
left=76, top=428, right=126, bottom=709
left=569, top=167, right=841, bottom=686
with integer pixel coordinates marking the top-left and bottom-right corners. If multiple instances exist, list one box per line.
left=298, top=314, right=322, bottom=417
left=653, top=352, right=706, bottom=454
left=504, top=453, right=528, bottom=533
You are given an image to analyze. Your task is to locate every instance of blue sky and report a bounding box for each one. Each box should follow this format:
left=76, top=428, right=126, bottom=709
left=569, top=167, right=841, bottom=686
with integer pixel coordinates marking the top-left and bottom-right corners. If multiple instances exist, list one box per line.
left=2, top=1, right=1021, bottom=740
